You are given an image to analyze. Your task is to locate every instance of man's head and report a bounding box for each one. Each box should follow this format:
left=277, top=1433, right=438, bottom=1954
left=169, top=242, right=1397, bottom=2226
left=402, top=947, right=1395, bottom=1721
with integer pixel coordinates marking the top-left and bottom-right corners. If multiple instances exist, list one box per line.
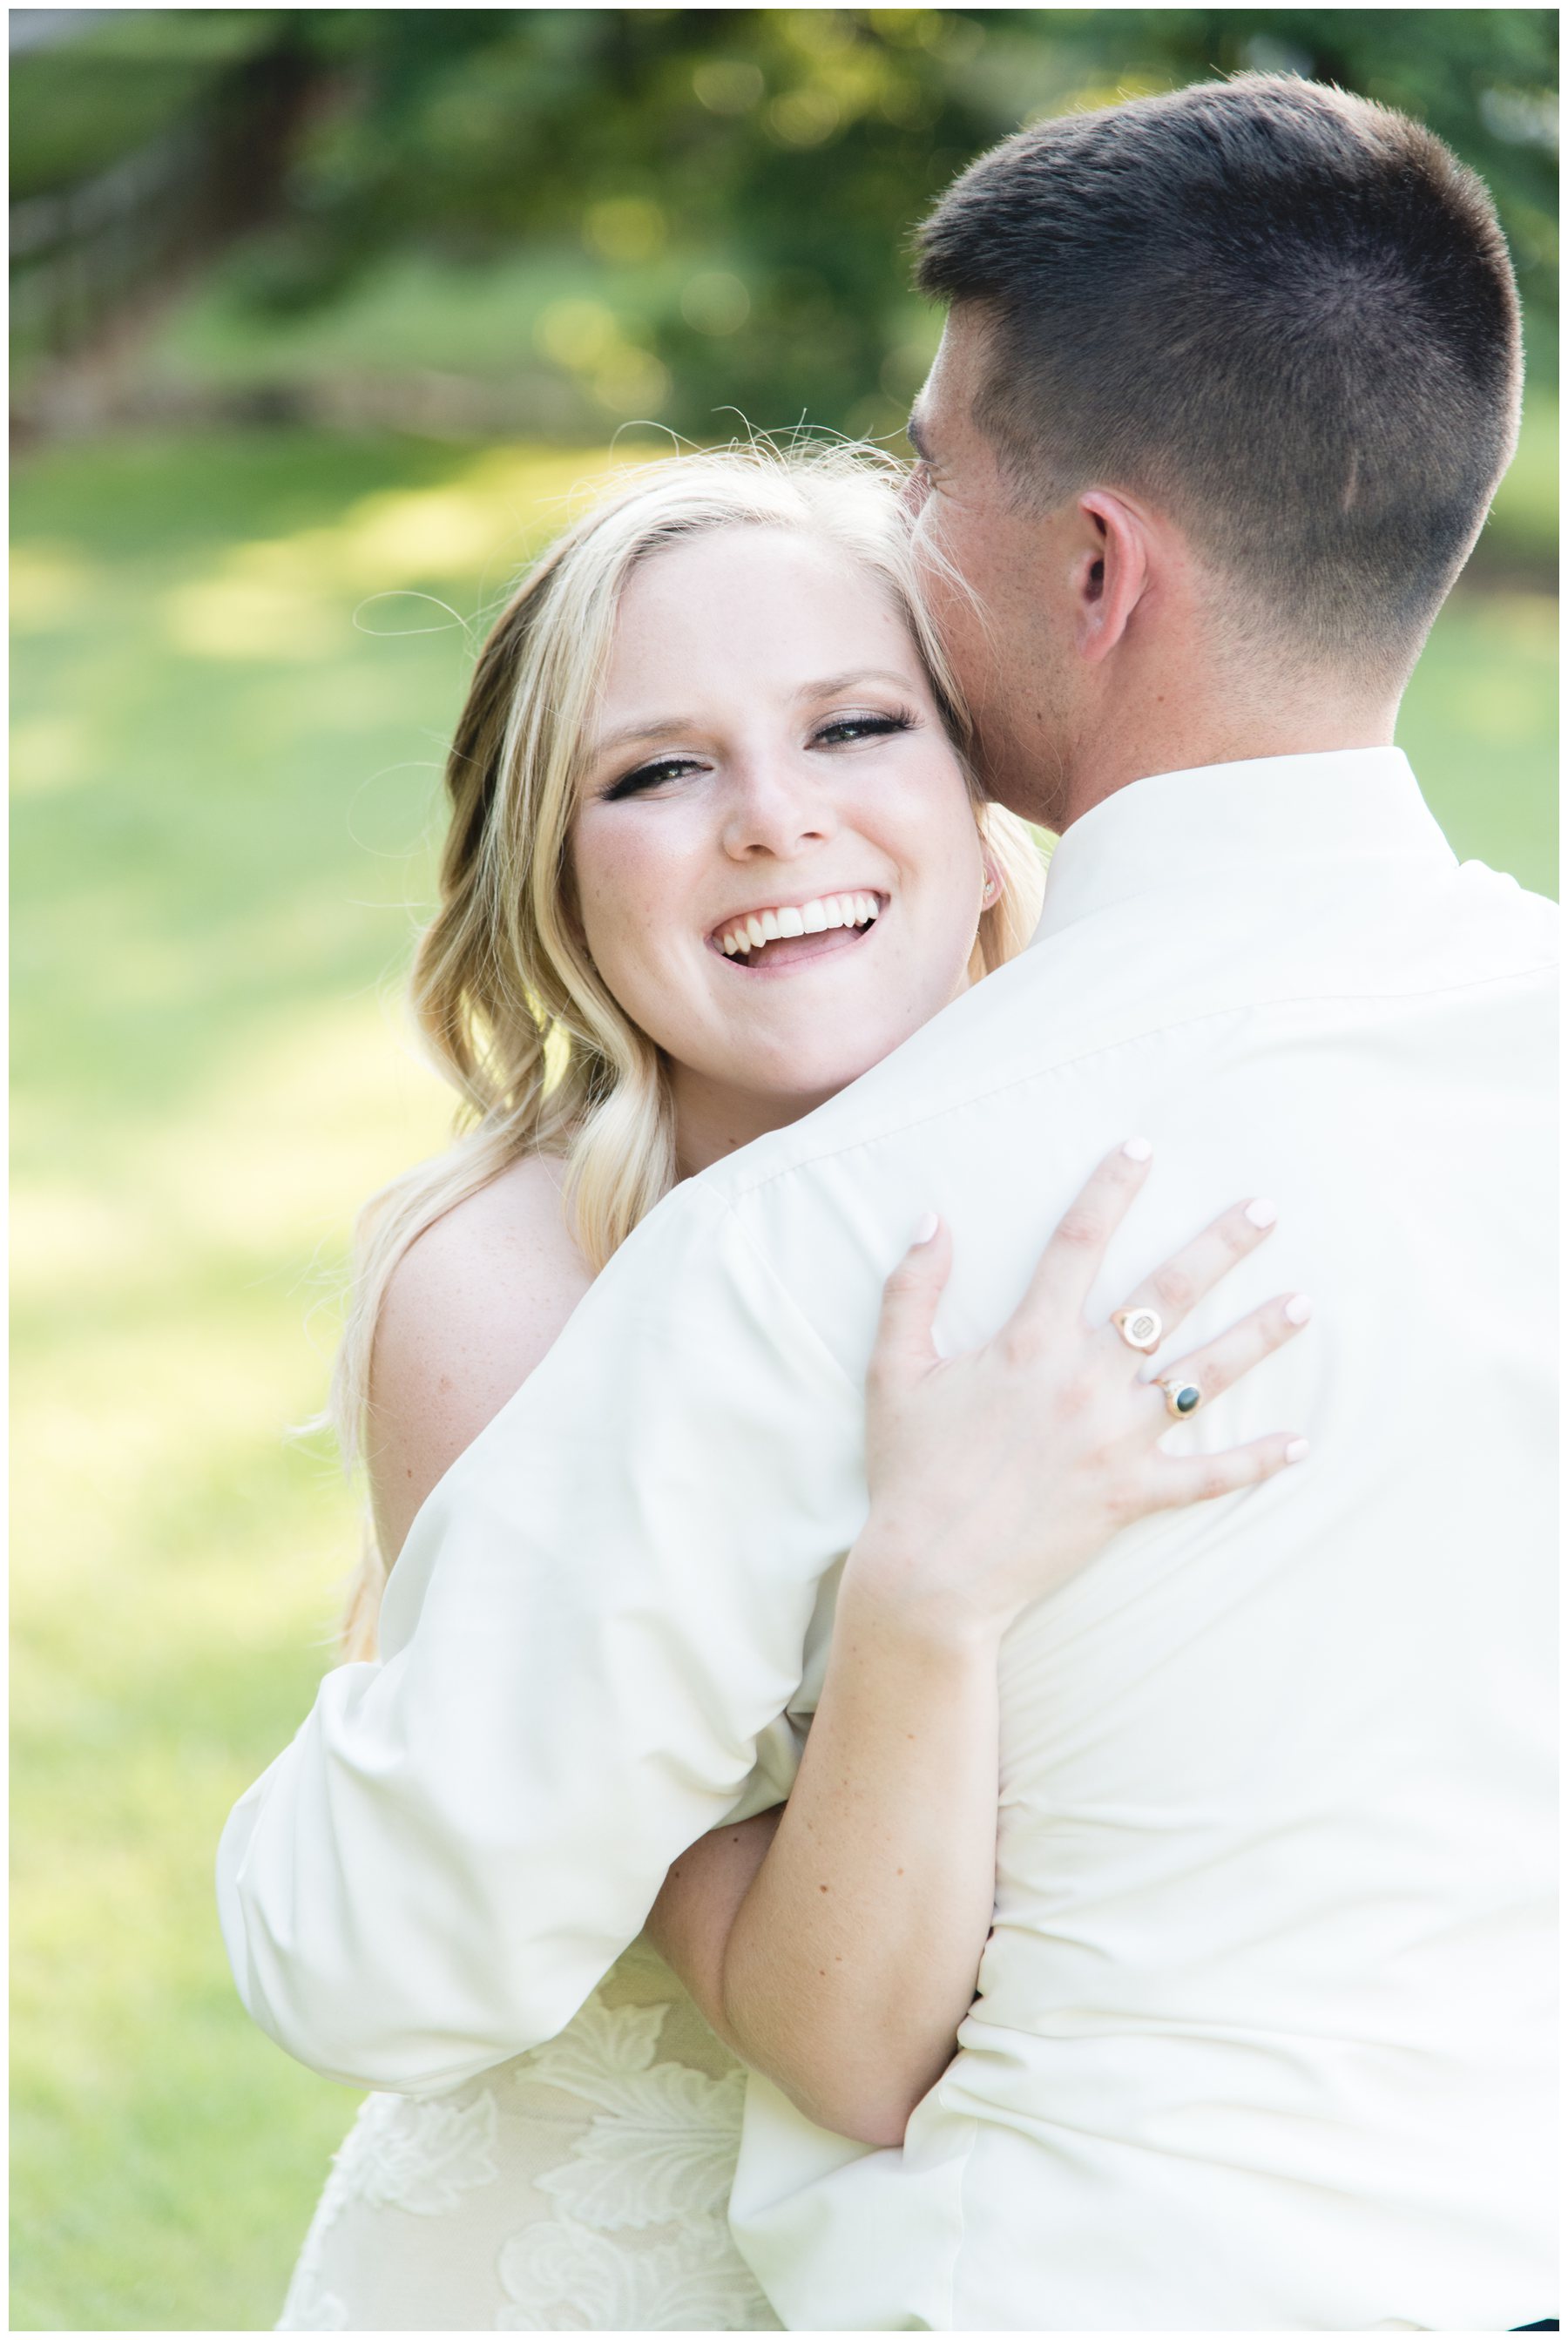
left=907, top=73, right=1522, bottom=827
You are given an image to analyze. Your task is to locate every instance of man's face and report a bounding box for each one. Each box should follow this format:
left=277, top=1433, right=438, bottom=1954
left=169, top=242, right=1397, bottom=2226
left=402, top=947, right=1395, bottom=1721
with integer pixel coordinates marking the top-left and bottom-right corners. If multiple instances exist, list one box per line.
left=907, top=309, right=1078, bottom=827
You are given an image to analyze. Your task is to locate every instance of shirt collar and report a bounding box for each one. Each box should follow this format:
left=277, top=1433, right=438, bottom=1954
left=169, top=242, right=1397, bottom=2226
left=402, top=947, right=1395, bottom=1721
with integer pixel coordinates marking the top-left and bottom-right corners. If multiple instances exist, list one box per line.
left=1031, top=747, right=1456, bottom=945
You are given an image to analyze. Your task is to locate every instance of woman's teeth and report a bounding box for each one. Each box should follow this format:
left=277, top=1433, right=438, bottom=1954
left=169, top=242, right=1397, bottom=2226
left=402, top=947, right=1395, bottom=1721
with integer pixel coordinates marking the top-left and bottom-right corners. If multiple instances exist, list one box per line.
left=718, top=893, right=881, bottom=959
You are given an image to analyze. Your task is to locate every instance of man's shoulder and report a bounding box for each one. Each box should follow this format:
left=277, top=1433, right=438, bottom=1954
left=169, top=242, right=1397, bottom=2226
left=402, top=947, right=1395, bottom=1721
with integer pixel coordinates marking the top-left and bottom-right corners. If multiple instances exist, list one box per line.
left=694, top=943, right=1064, bottom=1210
left=601, top=847, right=1555, bottom=1399
left=697, top=856, right=1557, bottom=1208
left=1453, top=852, right=1558, bottom=937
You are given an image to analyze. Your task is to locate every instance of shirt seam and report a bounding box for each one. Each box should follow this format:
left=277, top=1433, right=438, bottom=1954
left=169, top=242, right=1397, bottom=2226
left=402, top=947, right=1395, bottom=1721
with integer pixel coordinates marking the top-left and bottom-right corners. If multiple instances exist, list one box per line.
left=716, top=956, right=1558, bottom=1205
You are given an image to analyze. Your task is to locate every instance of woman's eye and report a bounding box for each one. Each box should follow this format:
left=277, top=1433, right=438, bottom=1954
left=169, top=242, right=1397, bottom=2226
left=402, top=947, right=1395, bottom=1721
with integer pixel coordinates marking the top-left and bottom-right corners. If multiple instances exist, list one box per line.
left=814, top=712, right=914, bottom=749
left=602, top=713, right=912, bottom=796
left=603, top=756, right=700, bottom=802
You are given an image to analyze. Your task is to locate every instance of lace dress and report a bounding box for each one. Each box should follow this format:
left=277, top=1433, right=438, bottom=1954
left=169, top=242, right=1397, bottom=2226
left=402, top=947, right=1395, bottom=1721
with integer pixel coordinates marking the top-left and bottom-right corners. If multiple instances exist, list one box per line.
left=277, top=1936, right=781, bottom=2332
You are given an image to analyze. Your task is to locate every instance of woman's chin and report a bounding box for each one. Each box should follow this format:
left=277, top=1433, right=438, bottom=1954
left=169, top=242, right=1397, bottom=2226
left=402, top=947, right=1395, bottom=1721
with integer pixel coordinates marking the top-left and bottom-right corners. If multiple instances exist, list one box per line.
left=729, top=1037, right=908, bottom=1112
left=723, top=985, right=958, bottom=1106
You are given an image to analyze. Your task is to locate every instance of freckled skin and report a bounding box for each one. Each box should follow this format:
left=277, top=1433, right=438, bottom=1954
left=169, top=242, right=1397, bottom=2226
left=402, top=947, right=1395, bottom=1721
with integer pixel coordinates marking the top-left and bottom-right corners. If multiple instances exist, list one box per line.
left=368, top=1154, right=594, bottom=1563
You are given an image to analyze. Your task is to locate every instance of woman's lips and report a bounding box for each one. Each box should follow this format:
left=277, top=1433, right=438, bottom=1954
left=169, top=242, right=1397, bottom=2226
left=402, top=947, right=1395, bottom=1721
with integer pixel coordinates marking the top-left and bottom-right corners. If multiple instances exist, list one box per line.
left=710, top=916, right=882, bottom=977
left=711, top=894, right=884, bottom=969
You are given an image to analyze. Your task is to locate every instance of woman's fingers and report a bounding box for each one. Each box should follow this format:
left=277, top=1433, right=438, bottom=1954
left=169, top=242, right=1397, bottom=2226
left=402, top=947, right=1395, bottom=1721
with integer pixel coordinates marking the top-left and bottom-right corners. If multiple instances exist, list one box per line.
left=1136, top=1293, right=1313, bottom=1511
left=1152, top=1430, right=1310, bottom=1510
left=1105, top=1194, right=1281, bottom=1355
left=1010, top=1139, right=1156, bottom=1332
left=868, top=1215, right=955, bottom=1394
left=1146, top=1290, right=1312, bottom=1419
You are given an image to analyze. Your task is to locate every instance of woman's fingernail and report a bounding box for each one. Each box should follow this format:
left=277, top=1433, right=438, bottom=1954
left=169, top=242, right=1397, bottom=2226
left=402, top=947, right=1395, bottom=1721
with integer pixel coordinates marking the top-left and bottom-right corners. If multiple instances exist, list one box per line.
left=1285, top=1293, right=1314, bottom=1325
left=1122, top=1136, right=1152, bottom=1162
left=1285, top=1438, right=1310, bottom=1464
left=1246, top=1198, right=1279, bottom=1228
left=912, top=1212, right=940, bottom=1245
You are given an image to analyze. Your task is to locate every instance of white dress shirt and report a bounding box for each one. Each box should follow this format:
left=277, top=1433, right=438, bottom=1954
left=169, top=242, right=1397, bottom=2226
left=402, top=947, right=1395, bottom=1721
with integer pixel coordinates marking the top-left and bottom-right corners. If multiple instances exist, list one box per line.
left=219, top=749, right=1557, bottom=2329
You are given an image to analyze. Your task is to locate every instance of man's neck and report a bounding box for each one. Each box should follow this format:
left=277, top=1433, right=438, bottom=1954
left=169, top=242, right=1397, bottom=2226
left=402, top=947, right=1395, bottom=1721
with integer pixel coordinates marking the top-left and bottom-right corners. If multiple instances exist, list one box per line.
left=1051, top=688, right=1401, bottom=835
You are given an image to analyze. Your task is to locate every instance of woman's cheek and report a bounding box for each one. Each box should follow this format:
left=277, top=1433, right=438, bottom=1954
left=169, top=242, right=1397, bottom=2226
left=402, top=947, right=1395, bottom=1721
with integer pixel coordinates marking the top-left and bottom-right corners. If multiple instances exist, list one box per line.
left=617, top=936, right=710, bottom=1063
left=578, top=854, right=666, bottom=991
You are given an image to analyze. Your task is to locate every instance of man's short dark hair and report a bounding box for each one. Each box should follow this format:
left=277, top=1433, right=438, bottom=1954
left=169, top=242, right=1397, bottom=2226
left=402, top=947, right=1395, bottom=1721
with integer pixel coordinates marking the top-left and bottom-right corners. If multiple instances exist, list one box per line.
left=916, top=74, right=1522, bottom=678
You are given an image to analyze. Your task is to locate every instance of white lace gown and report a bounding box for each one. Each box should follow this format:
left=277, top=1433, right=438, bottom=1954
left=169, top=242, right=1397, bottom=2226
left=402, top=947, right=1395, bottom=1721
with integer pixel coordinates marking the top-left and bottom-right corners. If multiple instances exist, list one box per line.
left=277, top=1938, right=781, bottom=2332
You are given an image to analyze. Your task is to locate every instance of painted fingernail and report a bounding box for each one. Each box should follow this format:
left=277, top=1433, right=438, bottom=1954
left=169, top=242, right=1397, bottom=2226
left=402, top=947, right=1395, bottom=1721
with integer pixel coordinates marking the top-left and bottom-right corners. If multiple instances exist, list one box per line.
left=1245, top=1198, right=1278, bottom=1228
left=912, top=1212, right=940, bottom=1245
left=1122, top=1136, right=1152, bottom=1162
left=1285, top=1438, right=1310, bottom=1464
left=1284, top=1293, right=1314, bottom=1325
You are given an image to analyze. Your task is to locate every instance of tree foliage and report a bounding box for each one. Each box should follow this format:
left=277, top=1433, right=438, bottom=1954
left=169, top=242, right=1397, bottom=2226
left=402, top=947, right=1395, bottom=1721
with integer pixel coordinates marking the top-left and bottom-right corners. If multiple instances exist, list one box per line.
left=10, top=8, right=1558, bottom=439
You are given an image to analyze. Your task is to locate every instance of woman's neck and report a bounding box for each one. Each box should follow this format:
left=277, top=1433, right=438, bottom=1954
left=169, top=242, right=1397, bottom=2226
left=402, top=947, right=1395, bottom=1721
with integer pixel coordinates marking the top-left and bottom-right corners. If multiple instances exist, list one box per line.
left=669, top=1062, right=835, bottom=1180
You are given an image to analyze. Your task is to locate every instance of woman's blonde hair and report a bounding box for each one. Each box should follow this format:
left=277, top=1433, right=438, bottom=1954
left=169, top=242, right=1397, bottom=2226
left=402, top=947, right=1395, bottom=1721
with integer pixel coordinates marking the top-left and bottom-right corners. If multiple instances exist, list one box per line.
left=335, top=439, right=1046, bottom=1658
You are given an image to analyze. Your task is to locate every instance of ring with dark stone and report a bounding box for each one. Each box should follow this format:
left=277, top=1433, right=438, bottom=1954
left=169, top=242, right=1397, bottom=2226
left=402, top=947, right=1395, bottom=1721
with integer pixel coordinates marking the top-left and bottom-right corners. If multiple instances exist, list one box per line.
left=1157, top=1377, right=1203, bottom=1420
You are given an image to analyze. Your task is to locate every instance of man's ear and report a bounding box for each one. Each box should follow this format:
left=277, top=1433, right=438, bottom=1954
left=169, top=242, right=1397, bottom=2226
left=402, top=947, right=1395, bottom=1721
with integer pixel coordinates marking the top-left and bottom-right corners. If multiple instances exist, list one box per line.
left=1071, top=490, right=1152, bottom=664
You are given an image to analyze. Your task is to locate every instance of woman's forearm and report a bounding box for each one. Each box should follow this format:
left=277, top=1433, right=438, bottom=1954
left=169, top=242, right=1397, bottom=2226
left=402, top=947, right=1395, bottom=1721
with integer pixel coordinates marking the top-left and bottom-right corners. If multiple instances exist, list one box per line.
left=714, top=1553, right=1002, bottom=2146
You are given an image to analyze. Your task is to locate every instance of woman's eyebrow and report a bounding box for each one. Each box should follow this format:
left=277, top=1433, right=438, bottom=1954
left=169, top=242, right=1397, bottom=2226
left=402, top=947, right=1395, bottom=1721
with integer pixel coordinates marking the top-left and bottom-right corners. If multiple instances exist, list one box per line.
left=591, top=669, right=917, bottom=762
left=795, top=667, right=919, bottom=700
left=590, top=714, right=699, bottom=758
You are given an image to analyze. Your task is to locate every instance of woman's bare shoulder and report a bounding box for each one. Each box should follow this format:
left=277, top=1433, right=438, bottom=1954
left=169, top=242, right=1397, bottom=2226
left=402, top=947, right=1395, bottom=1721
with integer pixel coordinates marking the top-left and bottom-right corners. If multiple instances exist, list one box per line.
left=380, top=1152, right=592, bottom=1352
left=367, top=1153, right=594, bottom=1558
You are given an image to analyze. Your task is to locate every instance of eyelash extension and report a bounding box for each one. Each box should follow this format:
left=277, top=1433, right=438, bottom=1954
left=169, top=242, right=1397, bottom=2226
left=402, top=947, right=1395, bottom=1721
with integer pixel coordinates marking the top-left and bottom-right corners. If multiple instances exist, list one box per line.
left=814, top=708, right=916, bottom=747
left=602, top=755, right=698, bottom=802
left=601, top=707, right=916, bottom=801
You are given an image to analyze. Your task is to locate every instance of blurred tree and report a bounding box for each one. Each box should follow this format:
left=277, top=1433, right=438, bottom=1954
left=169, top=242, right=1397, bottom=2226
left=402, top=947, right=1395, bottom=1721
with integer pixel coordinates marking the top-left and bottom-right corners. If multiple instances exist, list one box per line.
left=9, top=7, right=1558, bottom=443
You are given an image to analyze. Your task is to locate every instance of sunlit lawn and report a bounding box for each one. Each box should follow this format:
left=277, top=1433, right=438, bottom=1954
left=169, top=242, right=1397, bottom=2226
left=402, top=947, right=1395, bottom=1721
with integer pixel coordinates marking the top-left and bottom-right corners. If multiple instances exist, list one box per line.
left=10, top=429, right=1558, bottom=2330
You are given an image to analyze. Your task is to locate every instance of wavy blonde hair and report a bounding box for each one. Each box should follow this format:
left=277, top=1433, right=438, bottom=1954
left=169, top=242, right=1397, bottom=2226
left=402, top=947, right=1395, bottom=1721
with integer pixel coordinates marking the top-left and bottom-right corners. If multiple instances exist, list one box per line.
left=335, top=440, right=1046, bottom=1658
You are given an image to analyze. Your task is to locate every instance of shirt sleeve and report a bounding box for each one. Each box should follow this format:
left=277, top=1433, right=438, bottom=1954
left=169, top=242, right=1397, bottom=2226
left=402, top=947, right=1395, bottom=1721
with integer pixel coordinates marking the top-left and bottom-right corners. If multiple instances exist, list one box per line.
left=215, top=1181, right=864, bottom=2094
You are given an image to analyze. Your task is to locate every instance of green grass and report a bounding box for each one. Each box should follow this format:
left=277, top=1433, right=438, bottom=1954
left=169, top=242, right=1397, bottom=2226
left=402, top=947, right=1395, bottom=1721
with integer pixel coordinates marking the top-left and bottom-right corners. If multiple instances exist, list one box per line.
left=9, top=429, right=1558, bottom=2330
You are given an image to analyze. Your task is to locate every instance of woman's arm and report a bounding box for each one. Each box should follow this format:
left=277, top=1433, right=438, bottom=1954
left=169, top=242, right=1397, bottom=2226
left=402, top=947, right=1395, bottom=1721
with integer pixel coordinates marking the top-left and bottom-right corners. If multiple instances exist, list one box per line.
left=377, top=1154, right=993, bottom=2143
left=648, top=1142, right=1312, bottom=2145
left=648, top=1584, right=999, bottom=2146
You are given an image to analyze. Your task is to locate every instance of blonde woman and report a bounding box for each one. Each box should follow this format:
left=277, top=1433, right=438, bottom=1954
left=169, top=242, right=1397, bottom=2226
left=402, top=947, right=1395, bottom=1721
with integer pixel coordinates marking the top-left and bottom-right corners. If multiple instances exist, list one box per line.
left=271, top=445, right=1308, bottom=2331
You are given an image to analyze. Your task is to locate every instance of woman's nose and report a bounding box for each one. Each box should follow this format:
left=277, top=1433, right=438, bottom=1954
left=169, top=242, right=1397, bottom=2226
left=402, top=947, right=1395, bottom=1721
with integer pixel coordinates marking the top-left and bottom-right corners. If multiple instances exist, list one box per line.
left=719, top=758, right=838, bottom=861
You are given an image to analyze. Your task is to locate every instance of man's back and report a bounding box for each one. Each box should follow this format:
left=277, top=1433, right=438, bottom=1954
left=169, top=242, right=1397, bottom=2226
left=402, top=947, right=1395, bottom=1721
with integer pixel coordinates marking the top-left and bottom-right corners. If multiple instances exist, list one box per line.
left=220, top=749, right=1554, bottom=2329
left=718, top=753, right=1556, bottom=2328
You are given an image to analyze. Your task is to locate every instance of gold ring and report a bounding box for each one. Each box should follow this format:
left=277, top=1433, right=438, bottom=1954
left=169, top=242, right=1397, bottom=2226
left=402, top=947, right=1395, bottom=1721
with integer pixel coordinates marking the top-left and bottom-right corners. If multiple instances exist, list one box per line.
left=1157, top=1376, right=1203, bottom=1420
left=1111, top=1306, right=1163, bottom=1354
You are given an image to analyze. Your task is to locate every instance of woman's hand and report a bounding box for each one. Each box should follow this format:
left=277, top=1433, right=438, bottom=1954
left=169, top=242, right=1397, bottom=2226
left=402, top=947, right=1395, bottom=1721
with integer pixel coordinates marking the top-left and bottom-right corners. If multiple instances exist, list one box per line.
left=853, top=1139, right=1311, bottom=1647
left=652, top=1141, right=1311, bottom=2147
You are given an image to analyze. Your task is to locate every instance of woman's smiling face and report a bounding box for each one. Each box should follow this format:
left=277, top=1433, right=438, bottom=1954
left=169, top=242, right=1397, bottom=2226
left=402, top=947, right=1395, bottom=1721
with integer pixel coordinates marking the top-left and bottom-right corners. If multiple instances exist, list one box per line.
left=571, top=524, right=991, bottom=1136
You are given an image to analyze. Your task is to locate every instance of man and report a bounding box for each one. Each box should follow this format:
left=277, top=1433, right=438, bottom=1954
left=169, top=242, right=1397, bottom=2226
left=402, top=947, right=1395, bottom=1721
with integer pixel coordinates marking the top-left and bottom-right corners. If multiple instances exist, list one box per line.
left=220, top=77, right=1556, bottom=2328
